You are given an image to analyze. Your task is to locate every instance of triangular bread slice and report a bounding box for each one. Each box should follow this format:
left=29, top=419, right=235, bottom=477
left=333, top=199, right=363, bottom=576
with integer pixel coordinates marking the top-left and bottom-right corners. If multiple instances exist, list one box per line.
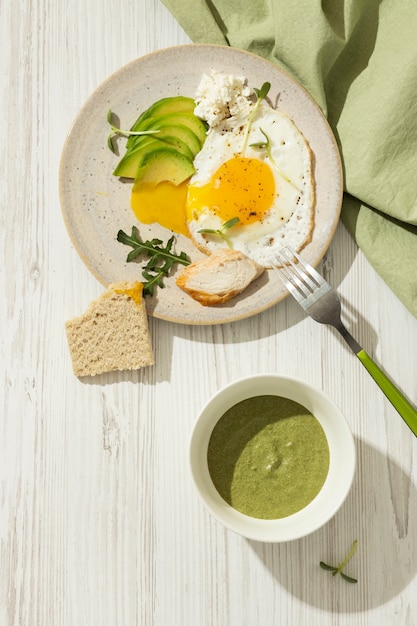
left=65, top=281, right=154, bottom=377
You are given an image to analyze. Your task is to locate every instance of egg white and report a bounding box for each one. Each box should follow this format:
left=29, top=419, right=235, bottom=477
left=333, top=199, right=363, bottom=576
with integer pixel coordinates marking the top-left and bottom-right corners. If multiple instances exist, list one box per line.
left=186, top=100, right=315, bottom=267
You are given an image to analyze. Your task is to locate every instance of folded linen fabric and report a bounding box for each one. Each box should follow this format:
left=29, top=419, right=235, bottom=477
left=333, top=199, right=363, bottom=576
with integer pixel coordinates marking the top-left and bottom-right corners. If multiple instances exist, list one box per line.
left=161, top=0, right=417, bottom=317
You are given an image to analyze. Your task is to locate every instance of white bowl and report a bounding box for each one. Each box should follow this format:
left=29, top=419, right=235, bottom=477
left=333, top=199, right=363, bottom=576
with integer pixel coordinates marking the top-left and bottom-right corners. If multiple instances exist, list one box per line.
left=189, top=374, right=356, bottom=542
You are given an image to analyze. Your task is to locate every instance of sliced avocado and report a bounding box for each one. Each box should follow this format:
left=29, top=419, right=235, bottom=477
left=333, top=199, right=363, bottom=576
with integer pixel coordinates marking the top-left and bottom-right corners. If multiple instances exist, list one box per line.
left=142, top=123, right=201, bottom=156
left=134, top=147, right=195, bottom=186
left=113, top=136, right=155, bottom=176
left=113, top=135, right=194, bottom=178
left=123, top=121, right=202, bottom=162
left=139, top=112, right=207, bottom=146
left=127, top=96, right=196, bottom=148
left=154, top=122, right=201, bottom=157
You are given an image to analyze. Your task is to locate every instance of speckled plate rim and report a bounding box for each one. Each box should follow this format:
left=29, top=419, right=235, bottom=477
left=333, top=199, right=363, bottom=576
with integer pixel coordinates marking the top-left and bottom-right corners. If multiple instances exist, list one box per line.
left=59, top=44, right=343, bottom=325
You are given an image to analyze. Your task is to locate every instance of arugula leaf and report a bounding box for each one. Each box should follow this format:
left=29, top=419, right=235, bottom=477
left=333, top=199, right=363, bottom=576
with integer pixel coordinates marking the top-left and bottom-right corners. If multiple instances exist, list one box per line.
left=117, top=226, right=190, bottom=296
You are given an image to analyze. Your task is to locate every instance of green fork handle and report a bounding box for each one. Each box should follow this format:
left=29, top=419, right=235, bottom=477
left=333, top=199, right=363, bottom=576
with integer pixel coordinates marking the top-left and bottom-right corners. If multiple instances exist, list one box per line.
left=356, top=349, right=417, bottom=436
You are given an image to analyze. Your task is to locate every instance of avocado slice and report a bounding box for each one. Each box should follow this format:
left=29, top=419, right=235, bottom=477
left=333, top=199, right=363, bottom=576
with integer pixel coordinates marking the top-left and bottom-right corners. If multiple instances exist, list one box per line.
left=126, top=96, right=196, bottom=148
left=138, top=112, right=207, bottom=147
left=113, top=135, right=194, bottom=178
left=134, top=147, right=195, bottom=186
left=142, top=122, right=201, bottom=156
left=154, top=122, right=201, bottom=157
left=122, top=121, right=202, bottom=162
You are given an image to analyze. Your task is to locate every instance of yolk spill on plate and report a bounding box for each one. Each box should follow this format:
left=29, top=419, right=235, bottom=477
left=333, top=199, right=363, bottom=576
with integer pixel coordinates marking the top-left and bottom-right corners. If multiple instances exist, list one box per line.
left=130, top=180, right=190, bottom=237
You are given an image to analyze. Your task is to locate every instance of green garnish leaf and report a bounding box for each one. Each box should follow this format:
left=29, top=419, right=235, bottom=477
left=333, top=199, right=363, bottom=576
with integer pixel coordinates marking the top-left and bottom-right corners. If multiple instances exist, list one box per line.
left=107, top=110, right=159, bottom=153
left=253, top=82, right=271, bottom=101
left=340, top=573, right=358, bottom=584
left=141, top=269, right=166, bottom=297
left=320, top=540, right=358, bottom=584
left=250, top=128, right=299, bottom=190
left=222, top=216, right=240, bottom=230
left=198, top=217, right=240, bottom=249
left=319, top=562, right=338, bottom=572
left=117, top=226, right=190, bottom=296
left=241, top=82, right=271, bottom=154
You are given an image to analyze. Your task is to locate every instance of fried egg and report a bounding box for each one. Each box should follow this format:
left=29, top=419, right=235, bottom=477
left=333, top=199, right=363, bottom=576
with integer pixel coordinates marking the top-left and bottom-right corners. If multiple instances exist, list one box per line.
left=186, top=99, right=315, bottom=267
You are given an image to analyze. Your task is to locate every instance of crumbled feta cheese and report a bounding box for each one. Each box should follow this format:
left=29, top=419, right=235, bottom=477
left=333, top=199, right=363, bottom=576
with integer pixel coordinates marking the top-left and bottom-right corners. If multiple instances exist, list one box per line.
left=194, top=70, right=253, bottom=128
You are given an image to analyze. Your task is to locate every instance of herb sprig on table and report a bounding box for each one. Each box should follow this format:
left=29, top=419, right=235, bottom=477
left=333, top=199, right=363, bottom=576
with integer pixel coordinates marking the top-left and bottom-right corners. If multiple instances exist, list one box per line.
left=320, top=540, right=358, bottom=583
left=117, top=226, right=190, bottom=296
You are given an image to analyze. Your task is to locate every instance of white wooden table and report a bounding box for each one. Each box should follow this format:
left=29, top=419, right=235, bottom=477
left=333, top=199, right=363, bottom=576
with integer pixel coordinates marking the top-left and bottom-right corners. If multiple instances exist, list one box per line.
left=1, top=1, right=416, bottom=624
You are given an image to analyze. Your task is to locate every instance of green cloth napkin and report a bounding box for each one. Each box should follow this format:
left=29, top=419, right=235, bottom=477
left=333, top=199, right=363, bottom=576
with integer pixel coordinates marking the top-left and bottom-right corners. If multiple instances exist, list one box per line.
left=162, top=0, right=417, bottom=317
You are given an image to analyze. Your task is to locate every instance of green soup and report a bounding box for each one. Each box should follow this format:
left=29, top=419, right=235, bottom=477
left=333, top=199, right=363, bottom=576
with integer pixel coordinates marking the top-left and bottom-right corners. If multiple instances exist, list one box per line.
left=207, top=395, right=330, bottom=520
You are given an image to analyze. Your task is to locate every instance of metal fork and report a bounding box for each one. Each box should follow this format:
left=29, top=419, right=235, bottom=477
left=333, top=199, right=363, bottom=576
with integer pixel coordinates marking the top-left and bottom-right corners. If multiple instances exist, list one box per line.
left=272, top=247, right=417, bottom=437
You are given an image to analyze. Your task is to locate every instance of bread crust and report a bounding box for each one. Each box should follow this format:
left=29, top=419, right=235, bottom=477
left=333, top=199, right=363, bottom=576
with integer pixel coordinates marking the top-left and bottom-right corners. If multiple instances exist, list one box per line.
left=65, top=282, right=154, bottom=377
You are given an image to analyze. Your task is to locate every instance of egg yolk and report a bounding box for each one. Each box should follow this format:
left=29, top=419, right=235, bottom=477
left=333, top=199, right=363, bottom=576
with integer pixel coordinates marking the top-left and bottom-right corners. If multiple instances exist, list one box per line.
left=130, top=156, right=276, bottom=237
left=113, top=281, right=143, bottom=306
left=187, top=156, right=276, bottom=225
left=130, top=180, right=190, bottom=237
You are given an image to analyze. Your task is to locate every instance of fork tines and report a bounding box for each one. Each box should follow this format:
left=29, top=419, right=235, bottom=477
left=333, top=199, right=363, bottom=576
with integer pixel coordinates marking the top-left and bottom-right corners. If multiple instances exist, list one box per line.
left=271, top=246, right=327, bottom=303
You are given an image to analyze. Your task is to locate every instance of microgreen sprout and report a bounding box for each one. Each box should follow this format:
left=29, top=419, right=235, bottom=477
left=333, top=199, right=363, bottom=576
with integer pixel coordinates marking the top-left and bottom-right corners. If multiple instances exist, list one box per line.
left=250, top=128, right=299, bottom=191
left=107, top=110, right=159, bottom=153
left=198, top=217, right=240, bottom=249
left=241, top=82, right=271, bottom=154
left=320, top=540, right=358, bottom=583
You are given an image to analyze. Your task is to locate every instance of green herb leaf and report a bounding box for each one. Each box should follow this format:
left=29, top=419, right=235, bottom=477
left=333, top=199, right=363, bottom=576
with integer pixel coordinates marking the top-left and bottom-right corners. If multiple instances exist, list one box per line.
left=222, top=216, right=240, bottom=230
left=198, top=217, right=240, bottom=249
left=319, top=562, right=338, bottom=572
left=250, top=128, right=299, bottom=190
left=117, top=226, right=190, bottom=296
left=241, top=82, right=271, bottom=154
left=253, top=82, right=271, bottom=101
left=107, top=110, right=159, bottom=153
left=141, top=269, right=165, bottom=297
left=198, top=228, right=219, bottom=235
left=340, top=573, right=358, bottom=584
left=320, top=540, right=358, bottom=583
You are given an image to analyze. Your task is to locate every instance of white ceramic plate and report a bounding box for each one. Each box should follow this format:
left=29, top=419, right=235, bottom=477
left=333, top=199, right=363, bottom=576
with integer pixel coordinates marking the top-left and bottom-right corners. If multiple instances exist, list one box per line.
left=59, top=44, right=343, bottom=325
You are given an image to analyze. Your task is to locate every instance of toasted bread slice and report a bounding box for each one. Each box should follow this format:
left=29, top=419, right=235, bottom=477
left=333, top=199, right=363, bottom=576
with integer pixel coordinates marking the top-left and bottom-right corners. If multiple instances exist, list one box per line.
left=65, top=281, right=154, bottom=377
